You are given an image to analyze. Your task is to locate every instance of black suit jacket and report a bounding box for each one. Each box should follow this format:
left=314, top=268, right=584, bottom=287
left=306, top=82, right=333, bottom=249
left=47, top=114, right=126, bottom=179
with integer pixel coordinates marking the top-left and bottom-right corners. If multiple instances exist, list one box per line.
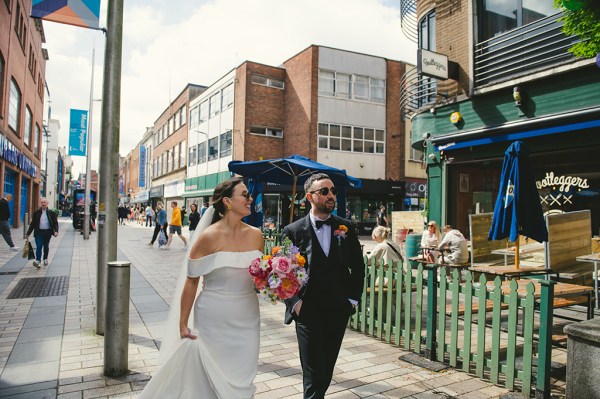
left=282, top=214, right=365, bottom=324
left=26, top=209, right=59, bottom=237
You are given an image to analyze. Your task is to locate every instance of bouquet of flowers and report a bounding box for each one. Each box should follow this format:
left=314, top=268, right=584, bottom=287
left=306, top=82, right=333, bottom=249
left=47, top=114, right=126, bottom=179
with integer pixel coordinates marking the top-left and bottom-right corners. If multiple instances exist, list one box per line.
left=249, top=238, right=308, bottom=303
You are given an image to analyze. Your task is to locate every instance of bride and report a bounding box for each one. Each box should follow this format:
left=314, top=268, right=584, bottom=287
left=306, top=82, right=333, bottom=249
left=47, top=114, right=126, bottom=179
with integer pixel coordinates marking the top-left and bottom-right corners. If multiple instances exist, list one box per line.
left=140, top=178, right=264, bottom=398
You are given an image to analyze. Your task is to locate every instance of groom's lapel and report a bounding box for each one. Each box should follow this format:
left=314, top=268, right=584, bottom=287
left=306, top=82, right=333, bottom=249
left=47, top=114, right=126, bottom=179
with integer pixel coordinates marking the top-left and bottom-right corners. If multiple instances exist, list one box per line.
left=300, top=215, right=314, bottom=268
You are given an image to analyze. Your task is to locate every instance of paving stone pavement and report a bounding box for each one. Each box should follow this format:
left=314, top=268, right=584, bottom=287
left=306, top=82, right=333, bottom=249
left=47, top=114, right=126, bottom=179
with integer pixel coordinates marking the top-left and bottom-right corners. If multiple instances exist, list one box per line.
left=0, top=218, right=555, bottom=398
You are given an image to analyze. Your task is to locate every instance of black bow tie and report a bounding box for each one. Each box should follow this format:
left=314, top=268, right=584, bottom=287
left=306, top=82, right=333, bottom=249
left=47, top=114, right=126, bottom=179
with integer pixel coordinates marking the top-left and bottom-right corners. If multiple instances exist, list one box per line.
left=315, top=218, right=333, bottom=229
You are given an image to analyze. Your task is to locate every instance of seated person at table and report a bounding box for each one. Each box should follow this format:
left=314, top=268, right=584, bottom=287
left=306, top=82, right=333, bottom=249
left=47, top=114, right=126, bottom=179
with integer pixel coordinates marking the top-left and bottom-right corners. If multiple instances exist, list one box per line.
left=439, top=225, right=469, bottom=264
left=421, top=221, right=441, bottom=262
left=368, top=226, right=403, bottom=265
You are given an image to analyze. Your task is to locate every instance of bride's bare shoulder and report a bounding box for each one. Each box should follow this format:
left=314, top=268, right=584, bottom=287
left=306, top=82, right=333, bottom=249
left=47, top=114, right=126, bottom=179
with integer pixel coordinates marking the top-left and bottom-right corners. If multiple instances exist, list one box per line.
left=189, top=227, right=219, bottom=258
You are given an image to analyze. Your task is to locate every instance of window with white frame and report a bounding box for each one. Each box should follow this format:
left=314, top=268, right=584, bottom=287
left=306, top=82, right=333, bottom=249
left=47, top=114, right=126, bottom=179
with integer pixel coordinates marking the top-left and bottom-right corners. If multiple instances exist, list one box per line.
left=180, top=106, right=186, bottom=126
left=179, top=141, right=186, bottom=168
left=318, top=70, right=386, bottom=104
left=209, top=94, right=219, bottom=118
left=190, top=106, right=199, bottom=128
left=8, top=78, right=21, bottom=134
left=173, top=145, right=179, bottom=171
left=219, top=131, right=232, bottom=157
left=23, top=106, right=32, bottom=147
left=221, top=84, right=234, bottom=111
left=410, top=146, right=424, bottom=162
left=198, top=141, right=207, bottom=163
left=208, top=137, right=218, bottom=160
left=251, top=74, right=284, bottom=89
left=153, top=159, right=157, bottom=177
left=318, top=123, right=385, bottom=154
left=188, top=145, right=197, bottom=166
left=199, top=100, right=208, bottom=123
left=250, top=126, right=283, bottom=138
left=162, top=152, right=167, bottom=175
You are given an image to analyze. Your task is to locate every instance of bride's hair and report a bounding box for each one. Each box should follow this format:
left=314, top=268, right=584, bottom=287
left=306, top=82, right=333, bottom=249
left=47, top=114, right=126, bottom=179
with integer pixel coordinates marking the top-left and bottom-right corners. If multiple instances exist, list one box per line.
left=211, top=177, right=244, bottom=224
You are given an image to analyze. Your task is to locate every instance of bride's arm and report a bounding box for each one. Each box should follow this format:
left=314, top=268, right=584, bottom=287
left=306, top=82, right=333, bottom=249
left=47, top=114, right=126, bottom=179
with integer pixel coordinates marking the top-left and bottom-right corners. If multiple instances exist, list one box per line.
left=180, top=277, right=200, bottom=339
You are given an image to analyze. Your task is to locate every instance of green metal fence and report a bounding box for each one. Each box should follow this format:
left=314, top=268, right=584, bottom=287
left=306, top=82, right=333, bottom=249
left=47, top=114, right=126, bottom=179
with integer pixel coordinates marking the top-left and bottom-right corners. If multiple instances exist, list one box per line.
left=349, top=258, right=555, bottom=398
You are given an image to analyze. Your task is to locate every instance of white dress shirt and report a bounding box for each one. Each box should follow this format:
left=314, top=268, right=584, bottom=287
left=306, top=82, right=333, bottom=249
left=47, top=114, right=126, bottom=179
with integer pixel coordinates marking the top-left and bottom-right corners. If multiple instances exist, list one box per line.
left=309, top=213, right=331, bottom=256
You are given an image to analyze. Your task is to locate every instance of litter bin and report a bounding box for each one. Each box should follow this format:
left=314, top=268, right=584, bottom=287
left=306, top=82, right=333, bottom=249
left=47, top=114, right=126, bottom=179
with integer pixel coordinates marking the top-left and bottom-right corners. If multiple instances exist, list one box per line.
left=405, top=233, right=422, bottom=268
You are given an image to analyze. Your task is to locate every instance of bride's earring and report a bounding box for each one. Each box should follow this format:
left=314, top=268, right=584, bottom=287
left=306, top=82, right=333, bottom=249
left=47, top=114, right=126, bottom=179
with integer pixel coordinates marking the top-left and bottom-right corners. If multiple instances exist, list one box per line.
left=227, top=204, right=232, bottom=210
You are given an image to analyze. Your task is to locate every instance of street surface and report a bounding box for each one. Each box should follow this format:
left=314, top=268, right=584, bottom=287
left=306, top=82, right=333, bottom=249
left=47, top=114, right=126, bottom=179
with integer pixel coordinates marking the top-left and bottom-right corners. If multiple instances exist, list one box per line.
left=0, top=218, right=522, bottom=398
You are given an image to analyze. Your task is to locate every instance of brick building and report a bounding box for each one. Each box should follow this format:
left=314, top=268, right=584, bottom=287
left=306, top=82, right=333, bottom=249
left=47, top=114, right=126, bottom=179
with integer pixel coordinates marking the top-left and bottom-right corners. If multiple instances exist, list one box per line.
left=184, top=45, right=425, bottom=232
left=0, top=0, right=47, bottom=226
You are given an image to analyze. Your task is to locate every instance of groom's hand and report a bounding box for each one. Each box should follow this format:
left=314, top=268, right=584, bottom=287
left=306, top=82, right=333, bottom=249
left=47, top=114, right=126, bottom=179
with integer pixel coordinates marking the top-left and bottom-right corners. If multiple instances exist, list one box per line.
left=293, top=300, right=303, bottom=316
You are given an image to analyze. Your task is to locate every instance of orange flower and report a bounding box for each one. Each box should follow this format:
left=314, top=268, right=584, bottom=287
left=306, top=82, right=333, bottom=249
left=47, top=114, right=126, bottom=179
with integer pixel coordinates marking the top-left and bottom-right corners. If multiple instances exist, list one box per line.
left=296, top=254, right=306, bottom=266
left=271, top=246, right=281, bottom=255
left=338, top=225, right=348, bottom=233
left=263, top=255, right=272, bottom=260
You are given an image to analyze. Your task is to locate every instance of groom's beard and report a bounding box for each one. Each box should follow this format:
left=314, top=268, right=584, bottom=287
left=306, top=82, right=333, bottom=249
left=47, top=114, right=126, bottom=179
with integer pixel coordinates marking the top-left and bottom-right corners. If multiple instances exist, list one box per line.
left=313, top=199, right=336, bottom=215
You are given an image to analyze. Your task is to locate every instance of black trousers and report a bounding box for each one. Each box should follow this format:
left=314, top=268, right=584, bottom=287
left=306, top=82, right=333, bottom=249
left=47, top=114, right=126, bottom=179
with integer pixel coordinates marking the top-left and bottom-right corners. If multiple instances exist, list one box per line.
left=295, top=308, right=351, bottom=399
left=150, top=223, right=167, bottom=244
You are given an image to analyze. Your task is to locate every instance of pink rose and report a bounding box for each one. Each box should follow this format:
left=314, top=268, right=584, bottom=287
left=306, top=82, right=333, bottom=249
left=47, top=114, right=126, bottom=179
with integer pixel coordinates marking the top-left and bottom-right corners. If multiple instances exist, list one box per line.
left=249, top=258, right=263, bottom=277
left=273, top=256, right=292, bottom=277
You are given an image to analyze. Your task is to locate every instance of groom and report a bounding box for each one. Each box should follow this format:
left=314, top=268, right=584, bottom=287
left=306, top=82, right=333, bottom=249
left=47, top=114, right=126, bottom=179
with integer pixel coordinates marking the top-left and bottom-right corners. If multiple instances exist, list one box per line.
left=282, top=173, right=365, bottom=399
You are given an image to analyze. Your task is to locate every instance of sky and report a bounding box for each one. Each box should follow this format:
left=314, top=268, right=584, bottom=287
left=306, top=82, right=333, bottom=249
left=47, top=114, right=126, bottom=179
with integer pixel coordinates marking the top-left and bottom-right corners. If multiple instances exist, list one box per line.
left=42, top=0, right=417, bottom=177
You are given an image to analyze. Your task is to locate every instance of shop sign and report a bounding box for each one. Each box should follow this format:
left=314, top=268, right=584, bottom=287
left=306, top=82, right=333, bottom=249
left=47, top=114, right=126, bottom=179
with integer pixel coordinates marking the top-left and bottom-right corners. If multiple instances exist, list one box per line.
left=405, top=181, right=427, bottom=198
left=149, top=185, right=164, bottom=198
left=418, top=49, right=449, bottom=80
left=537, top=172, right=590, bottom=207
left=536, top=172, right=589, bottom=192
left=0, top=135, right=38, bottom=177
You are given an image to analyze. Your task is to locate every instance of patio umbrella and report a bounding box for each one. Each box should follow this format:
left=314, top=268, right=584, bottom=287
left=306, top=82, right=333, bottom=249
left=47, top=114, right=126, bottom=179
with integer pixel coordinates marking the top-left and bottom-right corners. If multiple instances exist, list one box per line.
left=228, top=154, right=362, bottom=225
left=488, top=141, right=548, bottom=268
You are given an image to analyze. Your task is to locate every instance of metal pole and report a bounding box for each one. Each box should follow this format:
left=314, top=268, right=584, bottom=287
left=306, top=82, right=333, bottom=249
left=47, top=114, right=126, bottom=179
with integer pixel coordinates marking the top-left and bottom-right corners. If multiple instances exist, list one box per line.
left=96, top=0, right=124, bottom=336
left=22, top=212, right=29, bottom=239
left=103, top=261, right=130, bottom=377
left=84, top=45, right=96, bottom=240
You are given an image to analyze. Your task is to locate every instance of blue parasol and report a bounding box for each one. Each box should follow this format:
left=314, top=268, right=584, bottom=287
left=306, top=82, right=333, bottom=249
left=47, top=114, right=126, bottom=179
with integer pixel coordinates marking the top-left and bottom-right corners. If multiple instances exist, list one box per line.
left=488, top=141, right=548, bottom=268
left=229, top=154, right=361, bottom=226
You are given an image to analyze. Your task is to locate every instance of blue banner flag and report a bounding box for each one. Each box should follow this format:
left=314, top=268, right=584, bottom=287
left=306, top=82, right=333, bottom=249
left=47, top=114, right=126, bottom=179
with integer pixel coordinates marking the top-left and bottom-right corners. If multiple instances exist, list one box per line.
left=31, top=0, right=101, bottom=29
left=139, top=146, right=146, bottom=188
left=68, top=109, right=88, bottom=156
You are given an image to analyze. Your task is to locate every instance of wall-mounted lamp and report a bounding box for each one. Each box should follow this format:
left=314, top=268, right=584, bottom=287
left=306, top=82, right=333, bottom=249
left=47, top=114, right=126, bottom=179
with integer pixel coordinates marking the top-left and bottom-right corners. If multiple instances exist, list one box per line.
left=513, top=86, right=522, bottom=106
left=428, top=153, right=436, bottom=161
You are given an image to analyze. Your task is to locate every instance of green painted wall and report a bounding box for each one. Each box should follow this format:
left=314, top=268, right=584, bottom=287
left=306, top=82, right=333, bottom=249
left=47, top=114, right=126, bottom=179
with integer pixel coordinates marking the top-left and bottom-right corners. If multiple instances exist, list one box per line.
left=185, top=171, right=232, bottom=191
left=411, top=67, right=600, bottom=148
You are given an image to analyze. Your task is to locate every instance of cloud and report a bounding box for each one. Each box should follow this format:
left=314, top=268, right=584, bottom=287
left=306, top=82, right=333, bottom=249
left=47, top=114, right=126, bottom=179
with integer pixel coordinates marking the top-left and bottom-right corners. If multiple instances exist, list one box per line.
left=42, top=0, right=416, bottom=176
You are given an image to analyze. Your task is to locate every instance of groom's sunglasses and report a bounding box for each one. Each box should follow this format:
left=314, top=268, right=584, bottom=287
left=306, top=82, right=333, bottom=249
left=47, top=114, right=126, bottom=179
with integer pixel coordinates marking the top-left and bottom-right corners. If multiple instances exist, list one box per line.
left=308, top=187, right=338, bottom=196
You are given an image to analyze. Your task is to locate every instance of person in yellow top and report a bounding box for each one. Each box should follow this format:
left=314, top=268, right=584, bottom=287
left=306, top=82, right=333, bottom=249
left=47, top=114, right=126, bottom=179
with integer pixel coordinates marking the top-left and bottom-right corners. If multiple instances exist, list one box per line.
left=162, top=201, right=188, bottom=250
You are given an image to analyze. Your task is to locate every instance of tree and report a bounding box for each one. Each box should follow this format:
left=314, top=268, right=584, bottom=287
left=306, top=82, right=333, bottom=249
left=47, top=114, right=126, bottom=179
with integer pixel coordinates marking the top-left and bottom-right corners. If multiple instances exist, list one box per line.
left=554, top=0, right=600, bottom=58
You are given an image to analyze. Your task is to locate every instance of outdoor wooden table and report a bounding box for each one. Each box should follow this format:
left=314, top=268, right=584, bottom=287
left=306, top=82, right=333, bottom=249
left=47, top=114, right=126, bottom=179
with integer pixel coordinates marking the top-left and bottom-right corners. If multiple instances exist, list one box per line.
left=481, top=279, right=594, bottom=319
left=491, top=242, right=545, bottom=266
left=469, top=264, right=556, bottom=280
left=575, top=252, right=600, bottom=310
left=408, top=256, right=471, bottom=270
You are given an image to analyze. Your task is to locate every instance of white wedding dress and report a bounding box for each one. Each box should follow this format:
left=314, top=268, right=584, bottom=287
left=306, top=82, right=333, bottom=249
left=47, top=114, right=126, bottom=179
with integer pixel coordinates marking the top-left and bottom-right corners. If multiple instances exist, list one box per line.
left=139, top=250, right=262, bottom=399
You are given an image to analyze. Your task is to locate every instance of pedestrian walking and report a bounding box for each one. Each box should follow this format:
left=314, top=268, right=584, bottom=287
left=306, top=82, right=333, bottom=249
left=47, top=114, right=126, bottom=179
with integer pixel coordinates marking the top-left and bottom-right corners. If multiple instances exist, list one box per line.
left=25, top=198, right=59, bottom=268
left=162, top=201, right=187, bottom=249
left=0, top=194, right=19, bottom=252
left=147, top=202, right=167, bottom=247
left=188, top=203, right=200, bottom=233
left=282, top=173, right=365, bottom=398
left=145, top=204, right=153, bottom=227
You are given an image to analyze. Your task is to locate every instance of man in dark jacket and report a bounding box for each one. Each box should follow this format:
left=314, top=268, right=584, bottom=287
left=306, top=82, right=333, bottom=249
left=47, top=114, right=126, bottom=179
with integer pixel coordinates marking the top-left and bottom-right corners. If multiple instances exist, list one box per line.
left=0, top=194, right=19, bottom=252
left=26, top=198, right=59, bottom=268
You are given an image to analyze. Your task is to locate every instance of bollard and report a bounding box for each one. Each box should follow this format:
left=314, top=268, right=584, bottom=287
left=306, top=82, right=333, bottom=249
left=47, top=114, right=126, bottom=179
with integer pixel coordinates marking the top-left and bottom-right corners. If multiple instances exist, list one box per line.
left=103, top=261, right=131, bottom=377
left=22, top=213, right=29, bottom=239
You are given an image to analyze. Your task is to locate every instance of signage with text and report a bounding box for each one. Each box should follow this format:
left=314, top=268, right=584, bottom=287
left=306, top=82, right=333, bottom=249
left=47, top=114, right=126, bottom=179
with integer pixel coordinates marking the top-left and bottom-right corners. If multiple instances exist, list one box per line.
left=68, top=109, right=88, bottom=156
left=418, top=49, right=449, bottom=80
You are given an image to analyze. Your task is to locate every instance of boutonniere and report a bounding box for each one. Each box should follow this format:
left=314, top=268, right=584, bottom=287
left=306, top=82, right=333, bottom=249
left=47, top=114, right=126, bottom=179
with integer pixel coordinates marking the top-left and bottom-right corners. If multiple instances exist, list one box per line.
left=334, top=225, right=349, bottom=242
